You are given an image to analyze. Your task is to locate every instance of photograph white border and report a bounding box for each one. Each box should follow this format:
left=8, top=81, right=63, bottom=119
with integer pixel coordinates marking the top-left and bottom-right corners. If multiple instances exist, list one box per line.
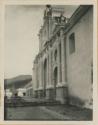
left=0, top=0, right=97, bottom=125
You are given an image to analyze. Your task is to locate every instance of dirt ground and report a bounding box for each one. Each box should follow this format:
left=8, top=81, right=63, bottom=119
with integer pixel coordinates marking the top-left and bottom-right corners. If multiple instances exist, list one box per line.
left=45, top=104, right=92, bottom=121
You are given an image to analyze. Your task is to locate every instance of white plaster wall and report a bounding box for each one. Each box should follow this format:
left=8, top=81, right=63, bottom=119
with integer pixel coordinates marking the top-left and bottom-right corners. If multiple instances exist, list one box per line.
left=66, top=7, right=93, bottom=107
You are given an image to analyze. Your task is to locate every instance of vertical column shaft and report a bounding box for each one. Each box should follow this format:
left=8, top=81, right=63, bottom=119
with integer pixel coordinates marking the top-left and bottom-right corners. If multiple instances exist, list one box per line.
left=60, top=29, right=66, bottom=84
left=41, top=59, right=43, bottom=88
left=49, top=48, right=52, bottom=86
left=39, top=58, right=42, bottom=88
left=57, top=43, right=61, bottom=84
left=46, top=54, right=49, bottom=86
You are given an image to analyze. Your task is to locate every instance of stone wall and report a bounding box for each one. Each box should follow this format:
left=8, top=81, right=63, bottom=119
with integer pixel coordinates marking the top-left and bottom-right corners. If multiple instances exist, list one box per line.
left=33, top=6, right=93, bottom=109
left=65, top=7, right=93, bottom=108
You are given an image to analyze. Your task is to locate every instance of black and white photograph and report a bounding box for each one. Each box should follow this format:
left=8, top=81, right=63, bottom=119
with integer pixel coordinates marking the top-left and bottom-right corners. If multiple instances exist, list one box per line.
left=4, top=3, right=94, bottom=121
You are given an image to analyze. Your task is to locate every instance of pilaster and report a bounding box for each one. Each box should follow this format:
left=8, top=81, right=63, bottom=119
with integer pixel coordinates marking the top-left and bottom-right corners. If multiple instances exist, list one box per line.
left=60, top=29, right=67, bottom=86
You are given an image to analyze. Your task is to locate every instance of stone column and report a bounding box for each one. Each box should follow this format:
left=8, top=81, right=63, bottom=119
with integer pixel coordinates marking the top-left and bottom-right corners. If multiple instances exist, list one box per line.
left=35, top=62, right=38, bottom=97
left=60, top=29, right=66, bottom=85
left=39, top=58, right=42, bottom=98
left=38, top=58, right=40, bottom=97
left=32, top=64, right=35, bottom=90
left=48, top=53, right=49, bottom=85
left=51, top=50, right=53, bottom=85
left=39, top=58, right=42, bottom=88
left=41, top=59, right=43, bottom=88
left=33, top=63, right=37, bottom=97
left=40, top=57, right=44, bottom=96
left=57, top=43, right=61, bottom=84
left=41, top=59, right=44, bottom=97
left=46, top=54, right=49, bottom=86
left=37, top=61, right=39, bottom=97
left=49, top=48, right=52, bottom=86
left=34, top=63, right=37, bottom=89
left=37, top=63, right=39, bottom=89
left=36, top=63, right=38, bottom=89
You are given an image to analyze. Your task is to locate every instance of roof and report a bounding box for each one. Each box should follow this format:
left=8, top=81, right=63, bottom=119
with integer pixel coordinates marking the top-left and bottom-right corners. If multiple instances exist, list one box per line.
left=64, top=5, right=93, bottom=34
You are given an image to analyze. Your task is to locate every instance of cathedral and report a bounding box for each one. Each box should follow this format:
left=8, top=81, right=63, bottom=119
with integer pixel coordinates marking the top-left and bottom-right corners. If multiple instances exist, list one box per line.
left=33, top=5, right=93, bottom=109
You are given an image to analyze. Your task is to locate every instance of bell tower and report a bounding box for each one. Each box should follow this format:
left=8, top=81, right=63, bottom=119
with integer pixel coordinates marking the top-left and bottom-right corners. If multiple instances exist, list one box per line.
left=44, top=5, right=52, bottom=20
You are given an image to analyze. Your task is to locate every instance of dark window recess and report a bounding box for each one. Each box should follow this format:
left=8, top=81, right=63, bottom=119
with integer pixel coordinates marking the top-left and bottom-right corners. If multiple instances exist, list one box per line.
left=69, top=33, right=75, bottom=54
left=57, top=32, right=60, bottom=37
left=54, top=49, right=57, bottom=61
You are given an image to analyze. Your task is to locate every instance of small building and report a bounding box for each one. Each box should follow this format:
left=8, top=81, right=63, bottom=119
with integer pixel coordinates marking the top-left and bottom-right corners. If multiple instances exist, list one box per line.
left=5, top=89, right=12, bottom=98
left=33, top=5, right=93, bottom=109
left=17, top=88, right=26, bottom=97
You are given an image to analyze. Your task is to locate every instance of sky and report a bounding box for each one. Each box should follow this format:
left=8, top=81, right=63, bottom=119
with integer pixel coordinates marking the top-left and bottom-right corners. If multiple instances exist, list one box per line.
left=5, top=5, right=78, bottom=79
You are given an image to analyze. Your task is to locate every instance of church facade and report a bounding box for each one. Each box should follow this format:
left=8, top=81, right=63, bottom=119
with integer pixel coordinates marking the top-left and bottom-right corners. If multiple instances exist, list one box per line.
left=33, top=5, right=93, bottom=109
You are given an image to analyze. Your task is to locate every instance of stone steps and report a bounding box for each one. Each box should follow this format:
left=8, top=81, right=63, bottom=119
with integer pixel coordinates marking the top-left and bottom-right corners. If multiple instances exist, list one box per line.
left=5, top=98, right=61, bottom=107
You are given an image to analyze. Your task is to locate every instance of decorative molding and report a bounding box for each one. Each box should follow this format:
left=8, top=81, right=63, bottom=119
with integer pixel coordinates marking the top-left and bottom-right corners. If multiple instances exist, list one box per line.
left=46, top=84, right=54, bottom=89
left=56, top=82, right=67, bottom=88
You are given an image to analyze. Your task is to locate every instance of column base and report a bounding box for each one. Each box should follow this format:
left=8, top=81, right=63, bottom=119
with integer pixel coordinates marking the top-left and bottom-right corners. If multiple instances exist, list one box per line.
left=34, top=90, right=38, bottom=98
left=56, top=86, right=69, bottom=104
left=46, top=88, right=55, bottom=100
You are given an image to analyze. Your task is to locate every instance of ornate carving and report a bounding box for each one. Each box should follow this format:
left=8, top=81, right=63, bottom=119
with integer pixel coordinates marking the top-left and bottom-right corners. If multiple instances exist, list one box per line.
left=44, top=5, right=52, bottom=18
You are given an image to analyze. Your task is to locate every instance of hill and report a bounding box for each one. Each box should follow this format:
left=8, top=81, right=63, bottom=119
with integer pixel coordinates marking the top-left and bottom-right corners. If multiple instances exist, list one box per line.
left=4, top=75, right=32, bottom=89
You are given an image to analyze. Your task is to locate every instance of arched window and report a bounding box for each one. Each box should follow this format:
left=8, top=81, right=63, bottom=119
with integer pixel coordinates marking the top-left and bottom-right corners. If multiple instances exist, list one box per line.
left=43, top=59, right=47, bottom=97
left=53, top=67, right=58, bottom=99
left=69, top=33, right=75, bottom=54
left=54, top=49, right=57, bottom=61
left=54, top=67, right=58, bottom=85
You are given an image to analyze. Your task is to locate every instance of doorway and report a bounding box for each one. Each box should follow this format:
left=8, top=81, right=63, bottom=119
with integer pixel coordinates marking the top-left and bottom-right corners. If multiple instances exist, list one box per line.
left=53, top=67, right=58, bottom=99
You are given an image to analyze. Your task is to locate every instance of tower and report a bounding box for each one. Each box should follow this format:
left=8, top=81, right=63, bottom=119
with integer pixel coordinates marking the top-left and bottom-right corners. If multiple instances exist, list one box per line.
left=44, top=5, right=52, bottom=19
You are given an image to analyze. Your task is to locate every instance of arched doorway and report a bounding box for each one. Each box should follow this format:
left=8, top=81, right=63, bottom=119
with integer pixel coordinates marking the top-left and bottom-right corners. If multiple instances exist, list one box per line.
left=53, top=67, right=58, bottom=99
left=54, top=49, right=57, bottom=62
left=43, top=59, right=47, bottom=97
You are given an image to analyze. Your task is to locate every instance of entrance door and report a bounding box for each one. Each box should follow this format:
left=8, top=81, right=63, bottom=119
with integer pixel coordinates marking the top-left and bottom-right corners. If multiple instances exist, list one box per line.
left=43, top=59, right=47, bottom=97
left=54, top=67, right=58, bottom=99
